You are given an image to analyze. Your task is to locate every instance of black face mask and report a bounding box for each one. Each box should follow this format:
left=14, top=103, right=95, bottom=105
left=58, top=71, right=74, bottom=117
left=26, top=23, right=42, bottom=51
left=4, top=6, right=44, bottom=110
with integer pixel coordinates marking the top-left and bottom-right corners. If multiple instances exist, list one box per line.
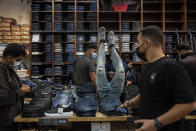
left=136, top=47, right=146, bottom=61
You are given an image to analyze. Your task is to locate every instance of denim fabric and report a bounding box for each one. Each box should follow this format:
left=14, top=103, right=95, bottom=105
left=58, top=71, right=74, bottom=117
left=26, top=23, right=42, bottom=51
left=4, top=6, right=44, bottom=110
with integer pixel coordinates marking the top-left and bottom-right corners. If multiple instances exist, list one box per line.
left=87, top=13, right=96, bottom=21
left=68, top=5, right=74, bottom=11
left=55, top=13, right=64, bottom=21
left=132, top=22, right=141, bottom=31
left=45, top=67, right=52, bottom=75
left=55, top=53, right=63, bottom=63
left=45, top=4, right=52, bottom=11
left=65, top=44, right=75, bottom=52
left=77, top=34, right=85, bottom=42
left=89, top=22, right=96, bottom=30
left=54, top=66, right=63, bottom=75
left=44, top=14, right=52, bottom=21
left=77, top=22, right=84, bottom=30
left=32, top=23, right=40, bottom=30
left=96, top=42, right=125, bottom=99
left=52, top=90, right=73, bottom=108
left=32, top=44, right=40, bottom=52
left=89, top=34, right=97, bottom=42
left=54, top=43, right=63, bottom=52
left=46, top=53, right=52, bottom=62
left=165, top=44, right=175, bottom=53
left=55, top=35, right=62, bottom=42
left=54, top=76, right=64, bottom=84
left=32, top=4, right=40, bottom=11
left=188, top=23, right=196, bottom=30
left=131, top=34, right=137, bottom=42
left=32, top=66, right=40, bottom=75
left=66, top=65, right=73, bottom=75
left=55, top=4, right=63, bottom=11
left=66, top=22, right=74, bottom=31
left=32, top=13, right=39, bottom=22
left=67, top=34, right=75, bottom=42
left=165, top=34, right=174, bottom=42
left=66, top=13, right=74, bottom=20
left=89, top=3, right=97, bottom=11
left=45, top=22, right=52, bottom=30
left=77, top=44, right=84, bottom=52
left=55, top=22, right=64, bottom=31
left=45, top=35, right=52, bottom=42
left=121, top=22, right=130, bottom=31
left=45, top=44, right=52, bottom=52
left=66, top=54, right=75, bottom=62
left=122, top=43, right=130, bottom=52
left=122, top=33, right=130, bottom=42
left=122, top=53, right=131, bottom=63
left=77, top=6, right=84, bottom=11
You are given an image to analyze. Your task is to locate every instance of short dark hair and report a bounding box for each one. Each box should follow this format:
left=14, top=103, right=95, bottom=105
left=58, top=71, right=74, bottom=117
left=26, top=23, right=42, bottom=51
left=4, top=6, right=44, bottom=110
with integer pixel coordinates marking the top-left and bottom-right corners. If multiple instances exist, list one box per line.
left=85, top=44, right=97, bottom=52
left=140, top=26, right=163, bottom=46
left=3, top=44, right=26, bottom=58
left=176, top=42, right=192, bottom=51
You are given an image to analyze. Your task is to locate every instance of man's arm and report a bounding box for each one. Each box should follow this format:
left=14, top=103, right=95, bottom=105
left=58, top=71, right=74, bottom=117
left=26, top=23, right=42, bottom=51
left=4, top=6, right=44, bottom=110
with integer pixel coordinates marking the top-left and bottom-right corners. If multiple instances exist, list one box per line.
left=135, top=102, right=194, bottom=131
left=89, top=72, right=96, bottom=84
left=121, top=94, right=140, bottom=111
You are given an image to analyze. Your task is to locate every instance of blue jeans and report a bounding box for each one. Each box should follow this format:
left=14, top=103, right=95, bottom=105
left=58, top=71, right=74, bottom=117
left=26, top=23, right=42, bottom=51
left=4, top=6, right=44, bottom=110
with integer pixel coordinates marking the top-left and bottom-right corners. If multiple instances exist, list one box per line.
left=96, top=42, right=125, bottom=99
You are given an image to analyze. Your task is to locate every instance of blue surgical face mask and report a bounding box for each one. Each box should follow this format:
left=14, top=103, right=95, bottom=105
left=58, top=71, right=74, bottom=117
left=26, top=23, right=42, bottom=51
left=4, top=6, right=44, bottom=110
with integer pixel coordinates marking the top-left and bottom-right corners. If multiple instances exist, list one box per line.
left=91, top=52, right=97, bottom=61
left=11, top=61, right=21, bottom=69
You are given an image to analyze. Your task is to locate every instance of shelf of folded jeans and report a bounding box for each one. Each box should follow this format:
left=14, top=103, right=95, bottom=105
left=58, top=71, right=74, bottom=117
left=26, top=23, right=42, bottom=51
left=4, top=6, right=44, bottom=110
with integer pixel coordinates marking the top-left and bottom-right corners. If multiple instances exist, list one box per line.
left=77, top=42, right=97, bottom=44
left=32, top=62, right=52, bottom=65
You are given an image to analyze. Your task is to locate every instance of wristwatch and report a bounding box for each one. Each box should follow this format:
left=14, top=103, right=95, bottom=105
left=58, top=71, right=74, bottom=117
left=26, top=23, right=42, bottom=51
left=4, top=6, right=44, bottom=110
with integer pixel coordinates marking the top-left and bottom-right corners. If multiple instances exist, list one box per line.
left=154, top=119, right=163, bottom=130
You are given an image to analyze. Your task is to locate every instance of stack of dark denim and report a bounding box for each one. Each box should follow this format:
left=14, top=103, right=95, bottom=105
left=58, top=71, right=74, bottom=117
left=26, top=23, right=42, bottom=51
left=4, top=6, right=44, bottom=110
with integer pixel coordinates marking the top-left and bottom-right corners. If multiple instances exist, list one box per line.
left=68, top=80, right=72, bottom=87
left=55, top=3, right=63, bottom=11
left=73, top=83, right=97, bottom=117
left=66, top=22, right=74, bottom=31
left=45, top=22, right=52, bottom=30
left=132, top=43, right=141, bottom=62
left=77, top=5, right=85, bottom=11
left=45, top=44, right=52, bottom=52
left=55, top=53, right=63, bottom=63
left=32, top=56, right=41, bottom=62
left=87, top=13, right=96, bottom=21
left=115, top=34, right=120, bottom=50
left=45, top=67, right=52, bottom=75
left=65, top=44, right=75, bottom=52
left=122, top=53, right=131, bottom=63
left=55, top=34, right=62, bottom=42
left=45, top=4, right=52, bottom=11
left=66, top=53, right=75, bottom=62
left=55, top=22, right=64, bottom=31
left=89, top=3, right=97, bottom=11
left=77, top=34, right=85, bottom=42
left=55, top=77, right=64, bottom=84
left=122, top=33, right=130, bottom=42
left=131, top=34, right=138, bottom=42
left=32, top=66, right=40, bottom=76
left=44, top=14, right=52, bottom=21
left=89, top=23, right=97, bottom=30
left=22, top=84, right=52, bottom=117
left=165, top=34, right=174, bottom=42
left=54, top=66, right=63, bottom=76
left=132, top=22, right=141, bottom=31
left=66, top=65, right=73, bottom=75
left=89, top=34, right=97, bottom=42
left=77, top=22, right=84, bottom=30
left=77, top=52, right=85, bottom=60
left=55, top=13, right=64, bottom=21
left=32, top=4, right=40, bottom=11
left=77, top=44, right=84, bottom=52
left=67, top=34, right=75, bottom=42
left=54, top=43, right=63, bottom=53
left=188, top=23, right=196, bottom=31
left=32, top=13, right=39, bottom=22
left=68, top=5, right=74, bottom=11
left=45, top=53, right=52, bottom=62
left=77, top=13, right=84, bottom=21
left=45, top=35, right=52, bottom=42
left=165, top=44, right=175, bottom=53
left=122, top=22, right=130, bottom=31
left=122, top=43, right=130, bottom=52
left=32, top=44, right=40, bottom=52
left=66, top=13, right=74, bottom=20
left=32, top=22, right=40, bottom=30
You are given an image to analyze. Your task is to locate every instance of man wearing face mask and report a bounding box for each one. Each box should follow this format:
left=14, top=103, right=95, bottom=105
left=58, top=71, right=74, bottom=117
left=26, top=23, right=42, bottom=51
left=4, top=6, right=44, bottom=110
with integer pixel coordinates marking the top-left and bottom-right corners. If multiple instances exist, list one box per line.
left=121, top=26, right=195, bottom=131
left=126, top=62, right=137, bottom=86
left=0, top=44, right=31, bottom=131
left=75, top=44, right=97, bottom=91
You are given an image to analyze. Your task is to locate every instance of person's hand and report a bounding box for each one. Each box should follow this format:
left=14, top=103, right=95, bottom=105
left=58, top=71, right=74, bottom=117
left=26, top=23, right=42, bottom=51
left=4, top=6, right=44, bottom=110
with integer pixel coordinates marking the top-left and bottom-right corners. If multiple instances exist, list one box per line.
left=21, top=85, right=31, bottom=93
left=126, top=80, right=132, bottom=86
left=121, top=100, right=133, bottom=112
left=135, top=119, right=157, bottom=131
left=108, top=71, right=114, bottom=79
left=64, top=86, right=70, bottom=90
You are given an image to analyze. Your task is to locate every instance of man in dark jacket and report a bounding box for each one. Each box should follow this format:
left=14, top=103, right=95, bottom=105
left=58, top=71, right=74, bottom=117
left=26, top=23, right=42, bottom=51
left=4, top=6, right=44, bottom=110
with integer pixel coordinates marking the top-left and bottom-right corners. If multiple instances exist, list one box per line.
left=0, top=44, right=30, bottom=131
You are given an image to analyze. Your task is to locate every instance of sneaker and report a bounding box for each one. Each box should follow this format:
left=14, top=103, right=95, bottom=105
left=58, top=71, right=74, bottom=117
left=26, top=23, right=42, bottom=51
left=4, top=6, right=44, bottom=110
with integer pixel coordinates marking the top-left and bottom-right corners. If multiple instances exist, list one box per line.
left=108, top=31, right=115, bottom=48
left=98, top=27, right=106, bottom=43
left=44, top=104, right=73, bottom=117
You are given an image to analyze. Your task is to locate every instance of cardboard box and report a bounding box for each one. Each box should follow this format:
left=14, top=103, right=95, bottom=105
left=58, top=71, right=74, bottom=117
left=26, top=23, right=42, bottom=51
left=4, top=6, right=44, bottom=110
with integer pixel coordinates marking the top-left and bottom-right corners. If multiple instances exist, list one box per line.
left=12, top=31, right=20, bottom=35
left=3, top=39, right=12, bottom=43
left=21, top=39, right=30, bottom=44
left=3, top=35, right=12, bottom=40
left=2, top=31, right=12, bottom=35
left=0, top=22, right=14, bottom=26
left=20, top=31, right=29, bottom=35
left=12, top=39, right=21, bottom=44
left=11, top=25, right=20, bottom=31
left=3, top=18, right=16, bottom=24
left=21, top=35, right=30, bottom=40
left=20, top=25, right=30, bottom=31
left=12, top=35, right=20, bottom=40
left=0, top=26, right=11, bottom=31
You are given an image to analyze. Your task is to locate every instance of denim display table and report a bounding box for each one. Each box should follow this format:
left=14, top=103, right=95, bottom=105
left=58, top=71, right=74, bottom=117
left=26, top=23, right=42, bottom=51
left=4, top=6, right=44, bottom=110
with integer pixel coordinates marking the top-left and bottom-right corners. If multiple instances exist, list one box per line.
left=14, top=112, right=138, bottom=131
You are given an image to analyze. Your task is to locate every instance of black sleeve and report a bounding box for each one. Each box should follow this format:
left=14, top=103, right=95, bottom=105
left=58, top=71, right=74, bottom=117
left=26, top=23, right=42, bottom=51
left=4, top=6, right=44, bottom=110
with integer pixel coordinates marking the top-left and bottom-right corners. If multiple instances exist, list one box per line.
left=88, top=60, right=96, bottom=72
left=164, top=62, right=196, bottom=103
left=0, top=70, right=19, bottom=107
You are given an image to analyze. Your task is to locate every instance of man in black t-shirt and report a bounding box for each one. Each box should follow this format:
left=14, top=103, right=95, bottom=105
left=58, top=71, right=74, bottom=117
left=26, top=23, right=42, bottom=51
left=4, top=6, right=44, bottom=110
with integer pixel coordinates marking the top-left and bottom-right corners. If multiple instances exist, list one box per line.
left=121, top=26, right=195, bottom=131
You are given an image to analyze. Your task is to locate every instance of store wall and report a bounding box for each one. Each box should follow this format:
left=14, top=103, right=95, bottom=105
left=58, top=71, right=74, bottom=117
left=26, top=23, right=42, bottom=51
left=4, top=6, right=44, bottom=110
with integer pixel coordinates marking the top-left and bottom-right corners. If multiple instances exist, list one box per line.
left=0, top=0, right=31, bottom=25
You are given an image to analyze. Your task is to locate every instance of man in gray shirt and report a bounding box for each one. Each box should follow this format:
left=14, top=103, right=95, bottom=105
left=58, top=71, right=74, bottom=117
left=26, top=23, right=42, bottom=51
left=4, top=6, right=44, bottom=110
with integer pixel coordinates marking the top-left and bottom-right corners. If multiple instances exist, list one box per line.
left=76, top=44, right=97, bottom=87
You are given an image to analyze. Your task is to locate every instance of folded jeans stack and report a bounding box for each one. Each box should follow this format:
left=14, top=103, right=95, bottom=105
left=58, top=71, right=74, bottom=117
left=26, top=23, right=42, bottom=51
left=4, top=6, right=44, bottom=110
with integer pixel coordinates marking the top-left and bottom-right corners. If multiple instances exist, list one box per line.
left=55, top=34, right=63, bottom=42
left=66, top=53, right=75, bottom=62
left=77, top=44, right=84, bottom=52
left=77, top=5, right=85, bottom=11
left=55, top=76, right=64, bottom=84
left=122, top=53, right=131, bottom=62
left=45, top=67, right=52, bottom=75
left=44, top=14, right=52, bottom=22
left=66, top=65, right=73, bottom=75
left=68, top=5, right=74, bottom=11
left=65, top=44, right=75, bottom=52
left=77, top=34, right=85, bottom=42
left=32, top=22, right=40, bottom=30
left=45, top=22, right=52, bottom=30
left=87, top=13, right=96, bottom=21
left=66, top=13, right=74, bottom=21
left=66, top=22, right=74, bottom=31
left=55, top=22, right=64, bottom=31
left=54, top=43, right=63, bottom=53
left=165, top=34, right=174, bottom=42
left=32, top=4, right=40, bottom=11
left=89, top=3, right=97, bottom=11
left=32, top=66, right=40, bottom=76
left=121, top=22, right=130, bottom=31
left=32, top=13, right=39, bottom=22
left=55, top=13, right=64, bottom=21
left=45, top=53, right=52, bottom=62
left=122, top=43, right=130, bottom=52
left=89, top=23, right=97, bottom=30
left=54, top=66, right=63, bottom=76
left=132, top=22, right=141, bottom=31
left=67, top=34, right=75, bottom=42
left=122, top=33, right=130, bottom=42
left=55, top=3, right=63, bottom=11
left=89, top=34, right=97, bottom=42
left=45, top=35, right=52, bottom=42
left=32, top=44, right=40, bottom=52
left=45, top=4, right=52, bottom=11
left=55, top=53, right=63, bottom=63
left=165, top=44, right=175, bottom=53
left=187, top=23, right=196, bottom=31
left=77, top=22, right=84, bottom=30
